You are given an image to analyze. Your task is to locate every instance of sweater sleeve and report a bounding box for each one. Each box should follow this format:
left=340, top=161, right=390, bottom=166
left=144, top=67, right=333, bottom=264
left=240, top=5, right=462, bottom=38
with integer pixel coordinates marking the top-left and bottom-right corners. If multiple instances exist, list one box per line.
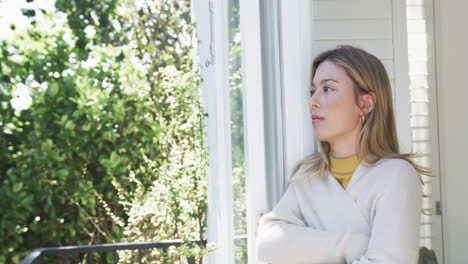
left=256, top=183, right=369, bottom=264
left=351, top=162, right=423, bottom=264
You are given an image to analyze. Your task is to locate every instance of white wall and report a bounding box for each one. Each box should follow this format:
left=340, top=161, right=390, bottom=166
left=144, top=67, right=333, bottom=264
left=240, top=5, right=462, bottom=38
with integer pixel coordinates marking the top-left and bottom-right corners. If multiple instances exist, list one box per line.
left=433, top=0, right=468, bottom=263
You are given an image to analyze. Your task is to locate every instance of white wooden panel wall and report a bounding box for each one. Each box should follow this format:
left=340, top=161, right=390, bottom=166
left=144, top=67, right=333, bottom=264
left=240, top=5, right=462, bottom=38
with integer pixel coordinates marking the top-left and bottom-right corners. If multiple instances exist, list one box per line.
left=407, top=0, right=444, bottom=261
left=311, top=0, right=395, bottom=93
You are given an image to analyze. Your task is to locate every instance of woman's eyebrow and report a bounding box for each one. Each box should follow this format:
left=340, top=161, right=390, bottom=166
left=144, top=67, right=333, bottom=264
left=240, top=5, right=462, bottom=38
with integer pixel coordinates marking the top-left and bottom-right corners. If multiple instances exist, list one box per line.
left=311, top=78, right=338, bottom=88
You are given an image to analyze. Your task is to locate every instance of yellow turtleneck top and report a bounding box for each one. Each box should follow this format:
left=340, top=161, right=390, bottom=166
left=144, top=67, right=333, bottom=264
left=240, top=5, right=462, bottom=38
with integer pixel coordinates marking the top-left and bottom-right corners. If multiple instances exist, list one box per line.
left=329, top=154, right=363, bottom=189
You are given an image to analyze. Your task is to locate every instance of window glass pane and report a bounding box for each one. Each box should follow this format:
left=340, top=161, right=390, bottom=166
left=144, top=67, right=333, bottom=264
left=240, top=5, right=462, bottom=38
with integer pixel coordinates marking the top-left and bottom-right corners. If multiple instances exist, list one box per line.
left=228, top=0, right=247, bottom=263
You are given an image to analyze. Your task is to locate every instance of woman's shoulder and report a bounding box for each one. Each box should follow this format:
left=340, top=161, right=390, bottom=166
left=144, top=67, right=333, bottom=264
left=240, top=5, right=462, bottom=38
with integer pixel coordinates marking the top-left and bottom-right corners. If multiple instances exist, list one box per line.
left=287, top=164, right=332, bottom=197
left=288, top=162, right=323, bottom=184
left=370, top=157, right=416, bottom=171
left=365, top=157, right=419, bottom=184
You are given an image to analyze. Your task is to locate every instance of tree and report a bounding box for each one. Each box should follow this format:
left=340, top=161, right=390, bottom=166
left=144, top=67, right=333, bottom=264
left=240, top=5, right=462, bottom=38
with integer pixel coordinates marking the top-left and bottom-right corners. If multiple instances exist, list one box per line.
left=0, top=0, right=209, bottom=263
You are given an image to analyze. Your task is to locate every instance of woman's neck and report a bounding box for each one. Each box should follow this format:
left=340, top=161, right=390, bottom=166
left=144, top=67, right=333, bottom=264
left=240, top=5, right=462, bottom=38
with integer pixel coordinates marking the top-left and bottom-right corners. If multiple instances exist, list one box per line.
left=329, top=128, right=361, bottom=159
left=330, top=142, right=360, bottom=159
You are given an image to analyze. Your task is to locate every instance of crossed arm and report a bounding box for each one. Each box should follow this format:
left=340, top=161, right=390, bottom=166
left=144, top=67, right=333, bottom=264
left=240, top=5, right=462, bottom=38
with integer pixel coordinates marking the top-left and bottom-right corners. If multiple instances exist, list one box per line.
left=255, top=164, right=422, bottom=264
left=255, top=185, right=369, bottom=264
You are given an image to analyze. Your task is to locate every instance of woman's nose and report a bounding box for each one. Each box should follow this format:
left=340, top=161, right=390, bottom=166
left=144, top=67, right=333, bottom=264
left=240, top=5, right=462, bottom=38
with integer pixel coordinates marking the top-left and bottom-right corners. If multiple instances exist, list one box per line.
left=309, top=92, right=320, bottom=109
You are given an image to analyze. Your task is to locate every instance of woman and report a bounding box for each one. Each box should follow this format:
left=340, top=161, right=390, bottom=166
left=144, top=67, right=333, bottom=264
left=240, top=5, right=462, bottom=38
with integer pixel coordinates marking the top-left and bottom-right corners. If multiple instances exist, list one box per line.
left=255, top=45, right=429, bottom=264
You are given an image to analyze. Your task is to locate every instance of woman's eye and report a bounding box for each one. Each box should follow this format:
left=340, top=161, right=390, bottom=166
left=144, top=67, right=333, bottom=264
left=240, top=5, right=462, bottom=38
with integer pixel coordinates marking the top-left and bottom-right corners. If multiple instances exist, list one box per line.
left=310, top=87, right=332, bottom=96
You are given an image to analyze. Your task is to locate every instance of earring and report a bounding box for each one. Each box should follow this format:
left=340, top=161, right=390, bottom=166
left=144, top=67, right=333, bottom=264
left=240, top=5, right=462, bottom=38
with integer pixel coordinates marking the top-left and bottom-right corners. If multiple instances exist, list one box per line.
left=361, top=114, right=366, bottom=124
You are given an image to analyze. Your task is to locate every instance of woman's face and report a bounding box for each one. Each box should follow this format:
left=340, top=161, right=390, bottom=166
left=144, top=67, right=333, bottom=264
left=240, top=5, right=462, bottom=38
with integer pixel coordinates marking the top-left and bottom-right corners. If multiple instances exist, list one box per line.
left=309, top=60, right=362, bottom=143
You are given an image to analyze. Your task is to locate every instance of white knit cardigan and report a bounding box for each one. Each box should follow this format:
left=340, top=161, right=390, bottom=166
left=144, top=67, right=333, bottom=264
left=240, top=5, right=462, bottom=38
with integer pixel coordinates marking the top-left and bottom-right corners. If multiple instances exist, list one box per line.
left=255, top=158, right=423, bottom=264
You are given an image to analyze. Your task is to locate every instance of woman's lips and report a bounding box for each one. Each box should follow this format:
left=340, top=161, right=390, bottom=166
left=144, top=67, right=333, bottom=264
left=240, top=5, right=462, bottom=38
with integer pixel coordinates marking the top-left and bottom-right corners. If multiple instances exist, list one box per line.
left=312, top=119, right=323, bottom=125
left=312, top=115, right=325, bottom=126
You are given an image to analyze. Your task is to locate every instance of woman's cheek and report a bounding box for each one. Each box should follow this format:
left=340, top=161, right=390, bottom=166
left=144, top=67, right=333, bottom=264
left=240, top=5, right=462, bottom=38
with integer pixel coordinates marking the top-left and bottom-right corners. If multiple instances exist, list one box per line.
left=329, top=97, right=357, bottom=128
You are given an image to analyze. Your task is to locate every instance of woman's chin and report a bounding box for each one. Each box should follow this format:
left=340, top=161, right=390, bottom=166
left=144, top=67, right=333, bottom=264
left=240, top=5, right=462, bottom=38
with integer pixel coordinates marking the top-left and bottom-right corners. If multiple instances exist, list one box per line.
left=312, top=126, right=325, bottom=138
left=313, top=133, right=328, bottom=142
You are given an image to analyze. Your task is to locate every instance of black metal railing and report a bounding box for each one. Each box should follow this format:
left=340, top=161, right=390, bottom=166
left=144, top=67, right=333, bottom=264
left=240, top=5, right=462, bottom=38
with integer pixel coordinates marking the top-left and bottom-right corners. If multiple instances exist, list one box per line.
left=19, top=238, right=436, bottom=264
left=20, top=240, right=206, bottom=264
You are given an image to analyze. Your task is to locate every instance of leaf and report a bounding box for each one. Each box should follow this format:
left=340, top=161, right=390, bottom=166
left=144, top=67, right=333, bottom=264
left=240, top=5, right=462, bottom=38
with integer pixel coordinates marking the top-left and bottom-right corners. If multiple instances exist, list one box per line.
left=58, top=169, right=69, bottom=180
left=48, top=82, right=59, bottom=97
left=12, top=182, right=23, bottom=193
left=20, top=9, right=36, bottom=18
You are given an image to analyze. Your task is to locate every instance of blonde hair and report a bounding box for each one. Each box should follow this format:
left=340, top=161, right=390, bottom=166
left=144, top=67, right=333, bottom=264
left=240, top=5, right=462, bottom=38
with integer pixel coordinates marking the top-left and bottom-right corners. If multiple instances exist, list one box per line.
left=290, top=45, right=431, bottom=184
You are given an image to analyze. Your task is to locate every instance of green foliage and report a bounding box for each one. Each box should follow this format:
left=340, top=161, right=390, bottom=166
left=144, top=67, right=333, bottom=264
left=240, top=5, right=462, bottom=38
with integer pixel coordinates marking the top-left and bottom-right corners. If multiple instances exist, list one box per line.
left=0, top=0, right=209, bottom=263
left=55, top=0, right=122, bottom=53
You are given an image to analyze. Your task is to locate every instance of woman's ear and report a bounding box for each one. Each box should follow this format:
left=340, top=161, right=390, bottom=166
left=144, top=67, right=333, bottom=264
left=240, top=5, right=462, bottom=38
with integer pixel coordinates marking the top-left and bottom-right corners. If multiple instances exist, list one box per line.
left=359, top=92, right=377, bottom=114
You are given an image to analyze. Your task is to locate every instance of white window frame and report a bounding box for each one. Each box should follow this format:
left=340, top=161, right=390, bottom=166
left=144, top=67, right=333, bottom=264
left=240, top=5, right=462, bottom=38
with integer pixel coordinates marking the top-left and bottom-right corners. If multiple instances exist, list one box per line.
left=193, top=0, right=235, bottom=263
left=238, top=1, right=268, bottom=263
left=278, top=0, right=315, bottom=185
left=239, top=0, right=316, bottom=263
left=194, top=0, right=272, bottom=263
